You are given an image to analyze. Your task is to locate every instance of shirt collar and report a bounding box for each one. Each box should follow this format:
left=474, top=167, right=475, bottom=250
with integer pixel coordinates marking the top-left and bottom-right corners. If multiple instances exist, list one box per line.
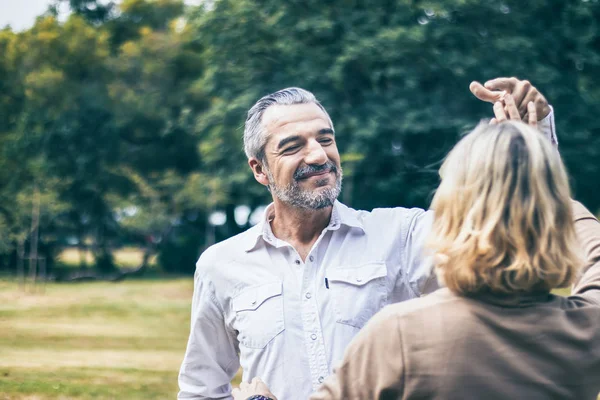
left=244, top=200, right=365, bottom=252
left=332, top=200, right=365, bottom=232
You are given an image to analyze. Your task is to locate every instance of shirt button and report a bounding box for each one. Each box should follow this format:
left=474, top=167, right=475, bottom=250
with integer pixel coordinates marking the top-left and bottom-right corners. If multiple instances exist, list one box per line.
left=310, top=333, right=317, bottom=340
left=295, top=259, right=301, bottom=265
left=309, top=255, right=314, bottom=262
left=305, top=292, right=312, bottom=299
left=318, top=376, right=324, bottom=383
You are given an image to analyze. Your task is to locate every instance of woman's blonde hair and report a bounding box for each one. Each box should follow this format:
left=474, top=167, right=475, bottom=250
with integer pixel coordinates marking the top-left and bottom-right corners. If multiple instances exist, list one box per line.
left=429, top=121, right=581, bottom=296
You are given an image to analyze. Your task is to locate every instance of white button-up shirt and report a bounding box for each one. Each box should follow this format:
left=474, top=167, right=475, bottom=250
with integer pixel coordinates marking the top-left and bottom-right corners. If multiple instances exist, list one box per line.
left=178, top=111, right=557, bottom=400
left=178, top=202, right=436, bottom=400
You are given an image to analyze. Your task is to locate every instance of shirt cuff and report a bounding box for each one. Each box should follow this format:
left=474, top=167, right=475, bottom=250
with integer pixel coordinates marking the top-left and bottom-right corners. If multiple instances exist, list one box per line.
left=537, top=105, right=558, bottom=148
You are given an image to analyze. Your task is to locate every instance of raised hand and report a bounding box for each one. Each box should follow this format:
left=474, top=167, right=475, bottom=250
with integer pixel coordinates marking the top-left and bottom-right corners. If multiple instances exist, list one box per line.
left=470, top=77, right=550, bottom=122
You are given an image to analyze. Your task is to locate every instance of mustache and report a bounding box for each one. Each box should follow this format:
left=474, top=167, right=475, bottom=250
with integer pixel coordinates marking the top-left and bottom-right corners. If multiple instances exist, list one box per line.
left=294, top=161, right=338, bottom=180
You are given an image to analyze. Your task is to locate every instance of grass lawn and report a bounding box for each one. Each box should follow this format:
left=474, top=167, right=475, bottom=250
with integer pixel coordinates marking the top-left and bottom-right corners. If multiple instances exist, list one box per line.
left=0, top=278, right=241, bottom=399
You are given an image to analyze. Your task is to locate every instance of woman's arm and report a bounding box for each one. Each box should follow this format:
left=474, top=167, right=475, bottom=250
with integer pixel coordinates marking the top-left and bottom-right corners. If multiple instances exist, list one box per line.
left=570, top=201, right=600, bottom=305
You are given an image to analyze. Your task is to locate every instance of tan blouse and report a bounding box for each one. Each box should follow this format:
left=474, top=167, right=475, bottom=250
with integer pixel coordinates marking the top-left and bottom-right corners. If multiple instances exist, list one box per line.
left=311, top=201, right=600, bottom=400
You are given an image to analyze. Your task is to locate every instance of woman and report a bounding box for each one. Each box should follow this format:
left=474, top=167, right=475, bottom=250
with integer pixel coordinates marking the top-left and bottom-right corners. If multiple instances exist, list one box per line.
left=234, top=116, right=600, bottom=399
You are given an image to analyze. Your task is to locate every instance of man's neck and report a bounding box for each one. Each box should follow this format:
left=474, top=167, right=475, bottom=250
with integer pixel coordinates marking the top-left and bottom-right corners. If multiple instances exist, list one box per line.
left=269, top=199, right=333, bottom=260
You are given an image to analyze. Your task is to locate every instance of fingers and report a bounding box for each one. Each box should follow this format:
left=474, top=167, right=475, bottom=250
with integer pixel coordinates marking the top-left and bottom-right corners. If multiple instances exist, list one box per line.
left=484, top=77, right=519, bottom=92
left=503, top=94, right=521, bottom=120
left=489, top=118, right=498, bottom=125
left=527, top=101, right=537, bottom=128
left=493, top=93, right=522, bottom=124
left=535, top=94, right=551, bottom=120
left=477, top=77, right=551, bottom=125
left=470, top=81, right=506, bottom=103
left=518, top=88, right=538, bottom=117
left=486, top=77, right=552, bottom=121
left=509, top=80, right=531, bottom=115
left=493, top=102, right=508, bottom=122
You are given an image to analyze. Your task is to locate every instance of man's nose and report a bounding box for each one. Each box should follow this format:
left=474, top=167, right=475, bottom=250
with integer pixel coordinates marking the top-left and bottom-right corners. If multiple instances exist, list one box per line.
left=304, top=139, right=328, bottom=166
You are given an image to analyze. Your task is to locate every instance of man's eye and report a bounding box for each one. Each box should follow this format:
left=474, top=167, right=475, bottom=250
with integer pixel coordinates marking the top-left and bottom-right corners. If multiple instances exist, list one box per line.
left=283, top=146, right=300, bottom=154
left=319, top=138, right=333, bottom=145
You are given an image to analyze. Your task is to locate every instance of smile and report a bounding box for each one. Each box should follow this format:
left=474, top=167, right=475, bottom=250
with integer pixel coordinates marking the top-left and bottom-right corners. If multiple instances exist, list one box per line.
left=297, top=169, right=332, bottom=180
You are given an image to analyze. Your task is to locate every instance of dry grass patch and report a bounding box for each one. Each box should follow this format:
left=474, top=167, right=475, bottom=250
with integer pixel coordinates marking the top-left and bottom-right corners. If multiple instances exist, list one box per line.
left=0, top=349, right=182, bottom=371
left=0, top=279, right=193, bottom=399
left=56, top=247, right=157, bottom=268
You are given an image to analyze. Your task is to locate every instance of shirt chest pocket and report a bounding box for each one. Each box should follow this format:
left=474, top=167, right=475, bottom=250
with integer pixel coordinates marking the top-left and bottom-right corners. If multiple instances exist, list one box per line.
left=232, top=282, right=285, bottom=349
left=327, top=262, right=389, bottom=329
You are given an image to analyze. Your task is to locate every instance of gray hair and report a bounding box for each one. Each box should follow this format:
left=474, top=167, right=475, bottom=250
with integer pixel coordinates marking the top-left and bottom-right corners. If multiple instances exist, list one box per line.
left=243, top=87, right=333, bottom=161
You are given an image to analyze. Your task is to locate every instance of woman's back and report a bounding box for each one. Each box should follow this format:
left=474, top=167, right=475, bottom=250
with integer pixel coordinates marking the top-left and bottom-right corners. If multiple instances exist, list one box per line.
left=309, top=129, right=600, bottom=400
left=393, top=287, right=600, bottom=400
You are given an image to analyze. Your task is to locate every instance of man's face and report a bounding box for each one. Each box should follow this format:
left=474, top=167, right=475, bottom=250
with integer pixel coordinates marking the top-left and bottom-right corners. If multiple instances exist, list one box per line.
left=258, top=103, right=342, bottom=210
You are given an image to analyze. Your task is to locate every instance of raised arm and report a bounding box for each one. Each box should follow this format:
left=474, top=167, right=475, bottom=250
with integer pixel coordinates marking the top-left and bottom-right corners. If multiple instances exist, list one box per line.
left=178, top=257, right=240, bottom=400
left=399, top=209, right=438, bottom=298
left=570, top=201, right=600, bottom=305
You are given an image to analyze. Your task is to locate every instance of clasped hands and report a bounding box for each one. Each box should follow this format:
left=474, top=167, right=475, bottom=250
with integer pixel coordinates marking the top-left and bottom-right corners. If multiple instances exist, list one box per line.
left=469, top=77, right=550, bottom=127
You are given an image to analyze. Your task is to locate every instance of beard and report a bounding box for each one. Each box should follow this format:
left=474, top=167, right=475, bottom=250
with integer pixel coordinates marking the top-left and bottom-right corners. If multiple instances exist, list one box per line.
left=266, top=161, right=343, bottom=210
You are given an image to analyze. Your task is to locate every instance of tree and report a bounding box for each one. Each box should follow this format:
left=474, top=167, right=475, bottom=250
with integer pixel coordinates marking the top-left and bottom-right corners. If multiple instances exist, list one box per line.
left=186, top=0, right=600, bottom=213
left=106, top=19, right=213, bottom=273
left=1, top=0, right=599, bottom=277
left=6, top=15, right=124, bottom=273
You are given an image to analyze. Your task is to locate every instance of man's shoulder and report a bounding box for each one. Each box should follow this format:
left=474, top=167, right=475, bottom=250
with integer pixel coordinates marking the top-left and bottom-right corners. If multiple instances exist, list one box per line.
left=338, top=202, right=430, bottom=236
left=195, top=225, right=262, bottom=272
left=370, top=205, right=429, bottom=225
left=339, top=202, right=428, bottom=223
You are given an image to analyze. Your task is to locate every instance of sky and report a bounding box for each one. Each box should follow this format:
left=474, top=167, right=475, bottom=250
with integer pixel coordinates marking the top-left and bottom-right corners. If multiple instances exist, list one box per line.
left=0, top=0, right=203, bottom=31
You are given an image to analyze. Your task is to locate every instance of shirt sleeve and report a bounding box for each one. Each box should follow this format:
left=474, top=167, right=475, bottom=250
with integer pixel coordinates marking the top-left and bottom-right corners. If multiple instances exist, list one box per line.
left=398, top=209, right=439, bottom=298
left=537, top=105, right=558, bottom=147
left=178, top=256, right=240, bottom=400
left=570, top=201, right=600, bottom=306
left=309, top=306, right=405, bottom=400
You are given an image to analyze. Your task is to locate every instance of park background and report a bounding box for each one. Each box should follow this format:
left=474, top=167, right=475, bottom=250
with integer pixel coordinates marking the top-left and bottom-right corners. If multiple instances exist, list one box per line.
left=0, top=0, right=599, bottom=398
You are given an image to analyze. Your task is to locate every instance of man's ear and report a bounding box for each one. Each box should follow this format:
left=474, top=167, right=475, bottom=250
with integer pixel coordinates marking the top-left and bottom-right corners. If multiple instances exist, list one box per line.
left=248, top=157, right=270, bottom=186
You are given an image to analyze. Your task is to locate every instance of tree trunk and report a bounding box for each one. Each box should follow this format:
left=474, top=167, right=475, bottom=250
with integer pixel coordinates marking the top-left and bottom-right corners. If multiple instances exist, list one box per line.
left=17, top=239, right=25, bottom=289
left=94, top=221, right=115, bottom=273
left=38, top=257, right=46, bottom=294
left=28, top=186, right=40, bottom=289
left=78, top=222, right=88, bottom=269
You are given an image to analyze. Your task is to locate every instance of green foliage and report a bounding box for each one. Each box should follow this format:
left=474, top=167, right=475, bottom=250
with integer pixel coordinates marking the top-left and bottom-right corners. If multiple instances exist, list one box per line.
left=0, top=0, right=599, bottom=275
left=189, top=0, right=600, bottom=210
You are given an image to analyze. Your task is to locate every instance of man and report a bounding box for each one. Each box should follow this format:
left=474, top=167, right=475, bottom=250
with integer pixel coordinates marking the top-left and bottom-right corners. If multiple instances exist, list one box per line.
left=178, top=78, right=556, bottom=400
